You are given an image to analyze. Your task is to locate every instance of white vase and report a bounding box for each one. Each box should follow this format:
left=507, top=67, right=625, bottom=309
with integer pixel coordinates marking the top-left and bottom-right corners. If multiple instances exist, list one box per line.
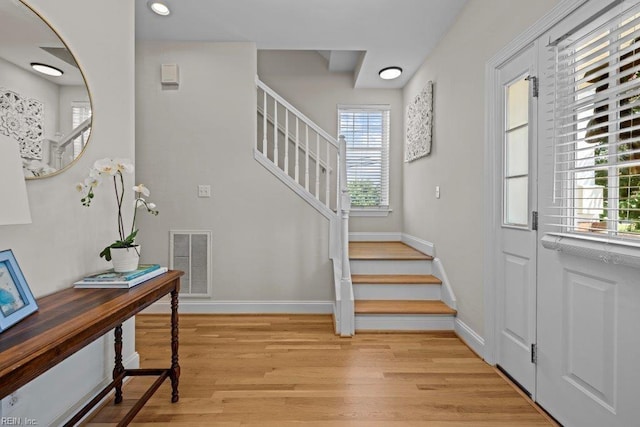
left=110, top=245, right=141, bottom=272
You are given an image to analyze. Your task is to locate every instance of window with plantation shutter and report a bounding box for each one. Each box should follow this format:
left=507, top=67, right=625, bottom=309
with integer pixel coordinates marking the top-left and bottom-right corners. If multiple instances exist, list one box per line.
left=72, top=101, right=91, bottom=158
left=338, top=105, right=390, bottom=208
left=551, top=2, right=640, bottom=240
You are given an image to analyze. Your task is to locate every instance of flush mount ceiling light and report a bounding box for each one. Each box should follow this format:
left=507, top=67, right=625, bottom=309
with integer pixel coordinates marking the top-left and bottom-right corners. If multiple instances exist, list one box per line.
left=30, top=63, right=63, bottom=77
left=379, top=66, right=403, bottom=80
left=148, top=1, right=170, bottom=16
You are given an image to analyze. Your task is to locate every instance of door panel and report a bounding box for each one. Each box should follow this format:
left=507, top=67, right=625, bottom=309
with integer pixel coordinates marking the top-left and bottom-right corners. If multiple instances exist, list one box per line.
left=536, top=251, right=640, bottom=426
left=504, top=254, right=529, bottom=345
left=562, top=270, right=616, bottom=411
left=496, top=44, right=537, bottom=395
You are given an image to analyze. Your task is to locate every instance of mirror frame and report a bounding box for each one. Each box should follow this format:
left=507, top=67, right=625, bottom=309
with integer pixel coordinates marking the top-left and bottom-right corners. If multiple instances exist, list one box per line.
left=10, top=0, right=94, bottom=180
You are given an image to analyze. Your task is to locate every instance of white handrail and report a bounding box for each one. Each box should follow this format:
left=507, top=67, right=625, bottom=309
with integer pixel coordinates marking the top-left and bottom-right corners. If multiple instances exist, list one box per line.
left=257, top=78, right=339, bottom=148
left=255, top=78, right=353, bottom=336
left=56, top=117, right=91, bottom=151
left=257, top=105, right=333, bottom=173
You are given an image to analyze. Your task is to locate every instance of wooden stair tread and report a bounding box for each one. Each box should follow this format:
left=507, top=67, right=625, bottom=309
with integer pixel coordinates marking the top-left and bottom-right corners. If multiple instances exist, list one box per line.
left=355, top=300, right=456, bottom=315
left=352, top=274, right=441, bottom=285
left=349, top=242, right=433, bottom=260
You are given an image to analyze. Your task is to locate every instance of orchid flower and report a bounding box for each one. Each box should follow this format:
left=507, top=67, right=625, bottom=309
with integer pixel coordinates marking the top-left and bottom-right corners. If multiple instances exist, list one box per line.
left=77, top=158, right=159, bottom=261
left=133, top=184, right=150, bottom=197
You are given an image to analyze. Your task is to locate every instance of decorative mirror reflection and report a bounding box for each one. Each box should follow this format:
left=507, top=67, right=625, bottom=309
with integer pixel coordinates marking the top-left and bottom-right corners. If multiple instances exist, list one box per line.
left=0, top=0, right=92, bottom=179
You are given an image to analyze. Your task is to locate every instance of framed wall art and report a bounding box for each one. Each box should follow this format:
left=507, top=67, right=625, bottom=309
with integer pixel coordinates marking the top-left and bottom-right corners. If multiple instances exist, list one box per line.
left=405, top=81, right=433, bottom=162
left=0, top=249, right=38, bottom=332
left=0, top=88, right=44, bottom=160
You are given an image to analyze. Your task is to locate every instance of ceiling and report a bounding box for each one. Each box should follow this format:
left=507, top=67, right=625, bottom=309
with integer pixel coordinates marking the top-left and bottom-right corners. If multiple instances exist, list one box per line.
left=0, top=0, right=84, bottom=86
left=135, top=0, right=468, bottom=88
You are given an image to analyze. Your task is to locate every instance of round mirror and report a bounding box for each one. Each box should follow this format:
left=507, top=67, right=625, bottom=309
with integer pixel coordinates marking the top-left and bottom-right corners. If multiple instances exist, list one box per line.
left=0, top=0, right=92, bottom=179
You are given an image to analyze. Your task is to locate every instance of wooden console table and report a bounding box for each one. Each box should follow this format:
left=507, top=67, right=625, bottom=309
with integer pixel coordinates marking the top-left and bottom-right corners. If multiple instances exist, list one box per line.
left=0, top=269, right=183, bottom=426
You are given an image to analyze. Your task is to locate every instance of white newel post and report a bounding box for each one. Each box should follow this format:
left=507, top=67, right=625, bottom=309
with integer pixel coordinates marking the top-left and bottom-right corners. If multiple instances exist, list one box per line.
left=338, top=135, right=354, bottom=337
left=254, top=80, right=352, bottom=335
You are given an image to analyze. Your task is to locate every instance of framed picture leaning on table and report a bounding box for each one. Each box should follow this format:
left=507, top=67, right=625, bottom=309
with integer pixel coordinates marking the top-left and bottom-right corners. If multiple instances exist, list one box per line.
left=0, top=249, right=38, bottom=332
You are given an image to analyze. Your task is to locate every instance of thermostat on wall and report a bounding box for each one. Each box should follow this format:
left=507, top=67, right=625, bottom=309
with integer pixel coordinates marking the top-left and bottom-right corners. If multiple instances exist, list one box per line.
left=161, top=64, right=179, bottom=86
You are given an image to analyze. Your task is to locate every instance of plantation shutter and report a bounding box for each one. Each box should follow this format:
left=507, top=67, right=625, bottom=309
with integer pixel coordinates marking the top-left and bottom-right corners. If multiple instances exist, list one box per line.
left=72, top=102, right=91, bottom=158
left=551, top=2, right=640, bottom=239
left=338, top=105, right=390, bottom=207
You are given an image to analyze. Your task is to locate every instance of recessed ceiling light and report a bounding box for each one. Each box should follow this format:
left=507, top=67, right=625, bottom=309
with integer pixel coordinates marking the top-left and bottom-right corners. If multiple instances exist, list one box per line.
left=379, top=66, right=403, bottom=80
left=148, top=1, right=170, bottom=16
left=30, top=63, right=63, bottom=77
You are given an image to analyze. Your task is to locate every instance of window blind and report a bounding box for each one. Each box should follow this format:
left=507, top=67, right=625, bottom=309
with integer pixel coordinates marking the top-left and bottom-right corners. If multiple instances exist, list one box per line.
left=338, top=106, right=390, bottom=207
left=551, top=2, right=640, bottom=239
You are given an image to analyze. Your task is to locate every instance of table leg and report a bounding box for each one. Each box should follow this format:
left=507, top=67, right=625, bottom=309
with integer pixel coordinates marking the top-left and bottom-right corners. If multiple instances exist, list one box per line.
left=170, top=288, right=180, bottom=403
left=113, top=324, right=124, bottom=404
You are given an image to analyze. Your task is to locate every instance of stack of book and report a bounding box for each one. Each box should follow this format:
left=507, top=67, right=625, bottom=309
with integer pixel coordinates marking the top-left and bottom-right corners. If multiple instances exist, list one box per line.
left=74, top=264, right=168, bottom=288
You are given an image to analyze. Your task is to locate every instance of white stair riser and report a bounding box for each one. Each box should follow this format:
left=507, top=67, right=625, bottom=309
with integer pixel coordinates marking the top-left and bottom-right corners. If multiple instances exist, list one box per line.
left=353, top=284, right=441, bottom=300
left=355, top=314, right=455, bottom=331
left=350, top=260, right=432, bottom=275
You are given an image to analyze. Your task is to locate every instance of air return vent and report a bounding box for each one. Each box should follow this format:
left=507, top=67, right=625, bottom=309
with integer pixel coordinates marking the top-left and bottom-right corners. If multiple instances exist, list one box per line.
left=169, top=230, right=211, bottom=297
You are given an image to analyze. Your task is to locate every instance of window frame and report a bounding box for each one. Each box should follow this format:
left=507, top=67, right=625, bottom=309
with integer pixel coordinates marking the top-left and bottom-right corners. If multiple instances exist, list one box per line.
left=337, top=104, right=391, bottom=214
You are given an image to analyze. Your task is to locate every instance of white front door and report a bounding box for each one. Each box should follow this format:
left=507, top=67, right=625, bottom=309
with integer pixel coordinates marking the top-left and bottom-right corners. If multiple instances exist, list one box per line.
left=495, top=44, right=538, bottom=396
left=535, top=2, right=640, bottom=425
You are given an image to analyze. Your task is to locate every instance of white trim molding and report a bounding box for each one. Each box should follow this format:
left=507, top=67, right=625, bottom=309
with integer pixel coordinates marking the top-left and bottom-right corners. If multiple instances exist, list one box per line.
left=455, top=319, right=485, bottom=359
left=541, top=233, right=640, bottom=269
left=348, top=232, right=403, bottom=242
left=350, top=208, right=393, bottom=217
left=432, top=258, right=457, bottom=310
left=347, top=231, right=436, bottom=258
left=401, top=233, right=435, bottom=257
left=254, top=149, right=335, bottom=221
left=143, top=300, right=334, bottom=314
left=355, top=314, right=455, bottom=332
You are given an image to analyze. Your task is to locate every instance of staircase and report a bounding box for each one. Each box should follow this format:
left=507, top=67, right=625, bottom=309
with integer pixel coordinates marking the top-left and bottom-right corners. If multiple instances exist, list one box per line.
left=254, top=77, right=456, bottom=335
left=350, top=241, right=457, bottom=331
left=255, top=78, right=354, bottom=337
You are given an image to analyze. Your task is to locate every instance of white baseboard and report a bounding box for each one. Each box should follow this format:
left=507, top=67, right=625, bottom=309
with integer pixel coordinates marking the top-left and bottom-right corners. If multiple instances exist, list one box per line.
left=349, top=232, right=402, bottom=242
left=454, top=318, right=485, bottom=359
left=401, top=233, right=435, bottom=257
left=54, top=352, right=139, bottom=426
left=142, top=300, right=334, bottom=314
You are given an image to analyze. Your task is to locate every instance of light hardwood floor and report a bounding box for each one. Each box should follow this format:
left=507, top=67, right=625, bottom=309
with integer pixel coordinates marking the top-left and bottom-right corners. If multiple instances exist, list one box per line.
left=85, top=315, right=555, bottom=426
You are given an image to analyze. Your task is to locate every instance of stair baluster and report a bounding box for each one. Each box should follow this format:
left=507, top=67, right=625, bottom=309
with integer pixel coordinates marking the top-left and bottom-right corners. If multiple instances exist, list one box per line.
left=255, top=79, right=354, bottom=336
left=273, top=99, right=278, bottom=168
left=262, top=90, right=267, bottom=156
left=284, top=110, right=289, bottom=175
left=315, top=133, right=320, bottom=200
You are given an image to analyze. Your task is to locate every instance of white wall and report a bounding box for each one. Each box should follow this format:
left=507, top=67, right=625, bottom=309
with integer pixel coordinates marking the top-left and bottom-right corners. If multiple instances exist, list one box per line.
left=402, top=0, right=559, bottom=336
left=258, top=50, right=404, bottom=232
left=136, top=42, right=332, bottom=305
left=0, top=0, right=135, bottom=424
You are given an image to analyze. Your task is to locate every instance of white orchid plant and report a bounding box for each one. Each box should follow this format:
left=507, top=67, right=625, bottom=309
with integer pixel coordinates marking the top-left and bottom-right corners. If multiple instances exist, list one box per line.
left=76, top=158, right=158, bottom=261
